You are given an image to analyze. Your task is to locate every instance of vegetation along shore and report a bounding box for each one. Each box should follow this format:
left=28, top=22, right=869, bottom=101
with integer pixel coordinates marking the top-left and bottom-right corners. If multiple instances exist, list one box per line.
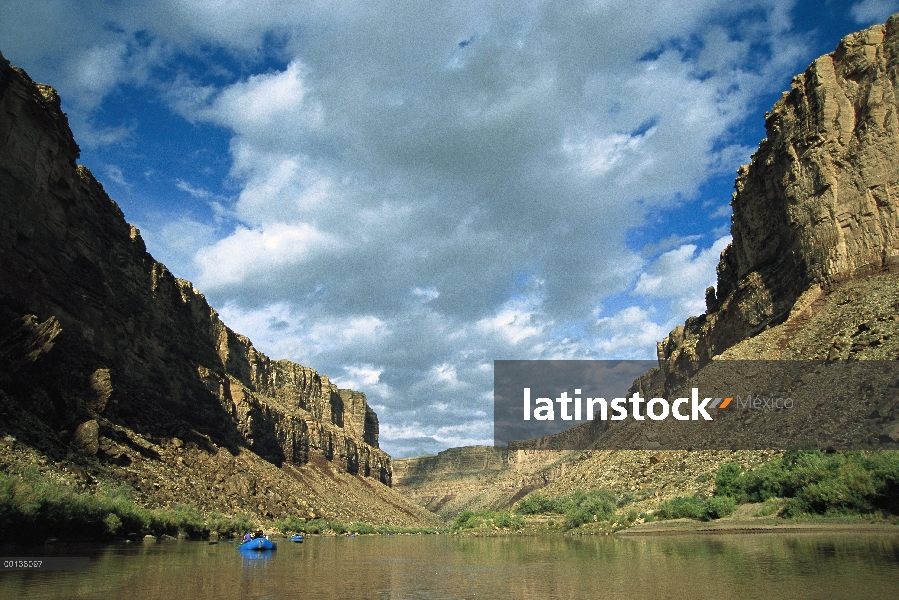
left=4, top=449, right=897, bottom=541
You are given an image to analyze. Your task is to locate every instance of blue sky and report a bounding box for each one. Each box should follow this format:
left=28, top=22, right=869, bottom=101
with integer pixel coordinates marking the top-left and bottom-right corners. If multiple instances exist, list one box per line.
left=3, top=0, right=898, bottom=457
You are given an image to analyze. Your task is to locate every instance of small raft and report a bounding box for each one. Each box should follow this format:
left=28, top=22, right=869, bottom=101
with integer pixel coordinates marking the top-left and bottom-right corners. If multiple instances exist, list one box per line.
left=239, top=537, right=276, bottom=551
left=290, top=534, right=304, bottom=543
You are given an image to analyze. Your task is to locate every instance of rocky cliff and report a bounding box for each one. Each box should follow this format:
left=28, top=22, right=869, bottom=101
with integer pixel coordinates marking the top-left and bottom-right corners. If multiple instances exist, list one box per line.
left=658, top=15, right=899, bottom=382
left=0, top=52, right=441, bottom=526
left=394, top=15, right=899, bottom=517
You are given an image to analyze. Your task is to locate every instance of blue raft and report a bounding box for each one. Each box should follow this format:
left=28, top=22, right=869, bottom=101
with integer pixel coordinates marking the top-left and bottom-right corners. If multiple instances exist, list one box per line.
left=239, top=537, right=277, bottom=551
left=290, top=534, right=304, bottom=543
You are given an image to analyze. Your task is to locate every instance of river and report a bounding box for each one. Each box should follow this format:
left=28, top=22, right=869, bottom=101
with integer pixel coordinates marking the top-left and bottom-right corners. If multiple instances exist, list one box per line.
left=2, top=532, right=898, bottom=599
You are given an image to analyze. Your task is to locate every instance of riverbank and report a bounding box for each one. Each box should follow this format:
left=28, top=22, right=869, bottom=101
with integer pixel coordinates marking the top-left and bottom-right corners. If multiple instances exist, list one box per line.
left=264, top=513, right=899, bottom=538
left=619, top=519, right=899, bottom=535
left=617, top=507, right=899, bottom=536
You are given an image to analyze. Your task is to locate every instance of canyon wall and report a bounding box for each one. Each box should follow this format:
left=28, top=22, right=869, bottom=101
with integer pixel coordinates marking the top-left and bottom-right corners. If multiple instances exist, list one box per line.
left=658, top=16, right=899, bottom=383
left=0, top=52, right=442, bottom=525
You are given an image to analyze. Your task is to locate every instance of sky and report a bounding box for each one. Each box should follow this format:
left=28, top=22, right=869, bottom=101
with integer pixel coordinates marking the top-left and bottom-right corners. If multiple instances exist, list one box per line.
left=3, top=0, right=898, bottom=457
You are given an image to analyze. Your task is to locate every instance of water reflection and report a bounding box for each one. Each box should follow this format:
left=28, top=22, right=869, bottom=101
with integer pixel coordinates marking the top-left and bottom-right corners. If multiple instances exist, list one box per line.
left=1, top=532, right=897, bottom=599
left=239, top=549, right=276, bottom=571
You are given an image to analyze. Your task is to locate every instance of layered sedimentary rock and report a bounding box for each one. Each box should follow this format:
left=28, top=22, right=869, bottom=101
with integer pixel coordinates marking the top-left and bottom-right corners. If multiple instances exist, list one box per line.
left=659, top=16, right=899, bottom=383
left=392, top=446, right=573, bottom=517
left=394, top=446, right=509, bottom=483
left=0, top=52, right=441, bottom=525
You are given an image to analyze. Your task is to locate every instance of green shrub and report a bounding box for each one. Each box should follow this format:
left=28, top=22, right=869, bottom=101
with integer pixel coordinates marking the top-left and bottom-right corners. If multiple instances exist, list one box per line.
left=654, top=494, right=735, bottom=522
left=714, top=463, right=743, bottom=498
left=450, top=509, right=525, bottom=531
left=302, top=519, right=327, bottom=534
left=493, top=511, right=524, bottom=530
left=452, top=510, right=480, bottom=529
left=616, top=492, right=636, bottom=507
left=514, top=493, right=571, bottom=515
left=711, top=450, right=899, bottom=518
left=754, top=497, right=786, bottom=517
left=0, top=471, right=257, bottom=539
left=330, top=521, right=348, bottom=534
left=703, top=495, right=736, bottom=520
left=563, top=507, right=592, bottom=529
left=655, top=495, right=705, bottom=520
left=515, top=488, right=619, bottom=529
left=103, top=513, right=122, bottom=535
left=349, top=522, right=376, bottom=535
left=275, top=515, right=307, bottom=533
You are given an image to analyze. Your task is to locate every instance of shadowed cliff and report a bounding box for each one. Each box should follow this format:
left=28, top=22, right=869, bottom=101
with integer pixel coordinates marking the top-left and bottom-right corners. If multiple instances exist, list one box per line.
left=0, top=52, right=441, bottom=527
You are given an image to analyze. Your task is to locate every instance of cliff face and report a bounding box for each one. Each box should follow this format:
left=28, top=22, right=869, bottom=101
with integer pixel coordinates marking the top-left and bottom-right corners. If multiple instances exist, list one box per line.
left=659, top=15, right=899, bottom=381
left=0, top=53, right=441, bottom=525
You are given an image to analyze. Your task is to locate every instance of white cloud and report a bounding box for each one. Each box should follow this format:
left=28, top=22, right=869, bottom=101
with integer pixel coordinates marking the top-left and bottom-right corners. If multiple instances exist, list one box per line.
left=379, top=421, right=493, bottom=450
left=709, top=204, right=733, bottom=219
left=634, top=236, right=730, bottom=300
left=176, top=180, right=212, bottom=199
left=593, top=235, right=731, bottom=358
left=215, top=302, right=388, bottom=365
left=593, top=306, right=669, bottom=359
left=104, top=165, right=130, bottom=188
left=168, top=1, right=805, bottom=455
left=429, top=363, right=463, bottom=388
left=69, top=43, right=128, bottom=110
left=341, top=364, right=383, bottom=388
left=73, top=122, right=134, bottom=148
left=475, top=302, right=545, bottom=346
left=412, top=287, right=440, bottom=302
left=332, top=364, right=393, bottom=400
left=640, top=234, right=703, bottom=258
left=563, top=129, right=654, bottom=178
left=198, top=62, right=321, bottom=140
left=851, top=0, right=899, bottom=24
left=194, top=223, right=336, bottom=289
left=135, top=217, right=217, bottom=281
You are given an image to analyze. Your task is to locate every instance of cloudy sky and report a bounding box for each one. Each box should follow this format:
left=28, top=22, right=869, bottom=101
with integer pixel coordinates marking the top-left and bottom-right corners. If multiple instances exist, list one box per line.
left=3, top=0, right=897, bottom=457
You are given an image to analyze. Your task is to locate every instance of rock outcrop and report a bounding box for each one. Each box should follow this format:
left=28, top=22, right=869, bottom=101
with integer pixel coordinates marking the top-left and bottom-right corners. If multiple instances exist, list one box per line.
left=0, top=52, right=440, bottom=526
left=659, top=15, right=899, bottom=384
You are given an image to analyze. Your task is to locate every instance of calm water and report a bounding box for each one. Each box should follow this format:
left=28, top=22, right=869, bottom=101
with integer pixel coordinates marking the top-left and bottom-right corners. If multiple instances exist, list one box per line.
left=2, top=532, right=898, bottom=599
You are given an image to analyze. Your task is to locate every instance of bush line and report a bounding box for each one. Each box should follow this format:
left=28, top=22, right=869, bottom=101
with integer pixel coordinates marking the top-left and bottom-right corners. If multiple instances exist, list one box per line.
left=509, top=450, right=899, bottom=530
left=0, top=469, right=255, bottom=540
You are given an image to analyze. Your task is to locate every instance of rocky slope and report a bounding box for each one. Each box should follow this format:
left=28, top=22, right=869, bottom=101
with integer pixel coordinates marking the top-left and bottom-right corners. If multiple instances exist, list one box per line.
left=394, top=15, right=899, bottom=518
left=0, top=52, right=440, bottom=527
